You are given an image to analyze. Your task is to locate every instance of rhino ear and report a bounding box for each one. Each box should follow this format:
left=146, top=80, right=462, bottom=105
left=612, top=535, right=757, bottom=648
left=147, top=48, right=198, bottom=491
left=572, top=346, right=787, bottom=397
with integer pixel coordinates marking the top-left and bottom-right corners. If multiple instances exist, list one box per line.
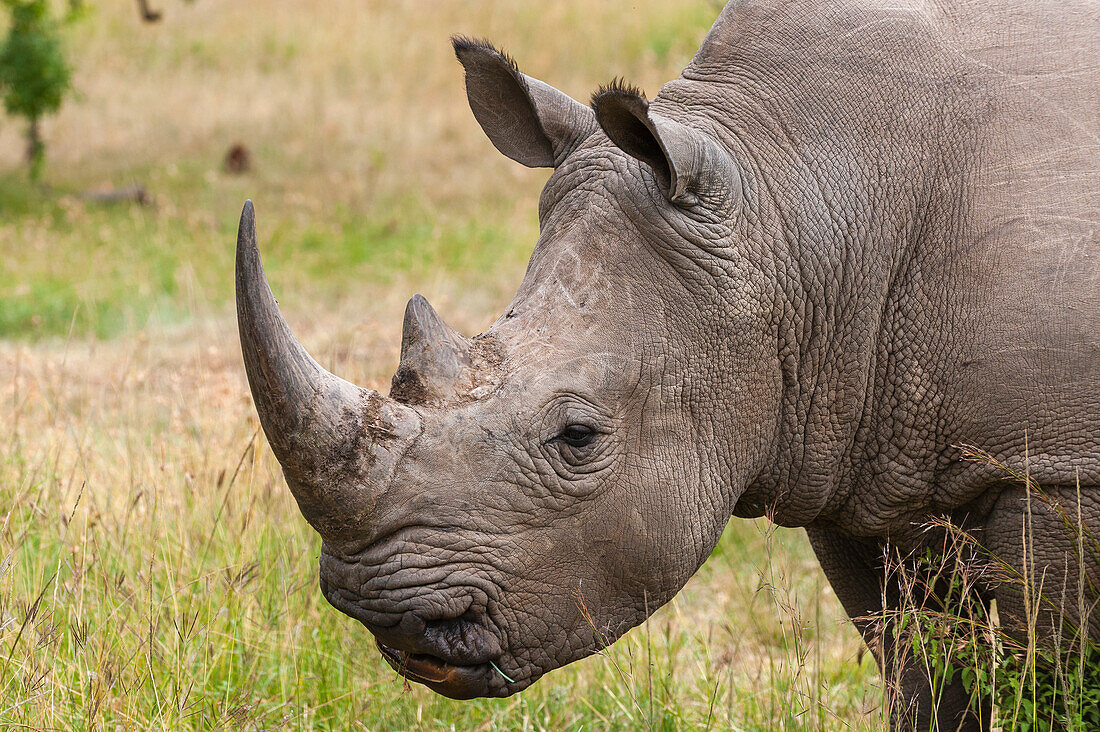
left=453, top=37, right=597, bottom=168
left=592, top=83, right=740, bottom=207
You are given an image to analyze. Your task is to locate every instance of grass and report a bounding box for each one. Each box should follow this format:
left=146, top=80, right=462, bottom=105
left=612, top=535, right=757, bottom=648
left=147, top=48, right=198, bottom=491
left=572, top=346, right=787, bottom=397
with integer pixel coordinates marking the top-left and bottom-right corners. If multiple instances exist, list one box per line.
left=836, top=442, right=1100, bottom=731
left=0, top=1, right=880, bottom=728
left=0, top=425, right=878, bottom=728
left=0, top=169, right=527, bottom=339
left=0, top=0, right=726, bottom=341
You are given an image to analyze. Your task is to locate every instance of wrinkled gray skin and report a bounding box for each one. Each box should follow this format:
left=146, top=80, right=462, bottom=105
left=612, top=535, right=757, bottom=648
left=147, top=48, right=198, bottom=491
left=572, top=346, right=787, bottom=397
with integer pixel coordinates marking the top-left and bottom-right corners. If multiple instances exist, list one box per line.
left=236, top=1, right=1098, bottom=729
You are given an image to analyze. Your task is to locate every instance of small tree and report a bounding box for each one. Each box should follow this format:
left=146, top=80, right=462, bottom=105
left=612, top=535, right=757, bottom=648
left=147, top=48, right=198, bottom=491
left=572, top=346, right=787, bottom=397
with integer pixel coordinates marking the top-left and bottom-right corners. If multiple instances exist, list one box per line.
left=0, top=0, right=72, bottom=180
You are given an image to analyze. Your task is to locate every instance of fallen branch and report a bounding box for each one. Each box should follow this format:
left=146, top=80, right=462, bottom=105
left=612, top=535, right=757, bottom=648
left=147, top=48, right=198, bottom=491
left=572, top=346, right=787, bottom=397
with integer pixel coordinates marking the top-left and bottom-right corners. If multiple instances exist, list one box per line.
left=79, top=184, right=152, bottom=206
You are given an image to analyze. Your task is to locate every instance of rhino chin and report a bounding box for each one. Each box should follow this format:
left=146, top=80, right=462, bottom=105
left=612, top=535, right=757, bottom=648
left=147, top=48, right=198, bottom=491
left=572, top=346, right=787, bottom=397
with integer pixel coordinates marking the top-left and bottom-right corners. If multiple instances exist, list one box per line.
left=376, top=640, right=510, bottom=699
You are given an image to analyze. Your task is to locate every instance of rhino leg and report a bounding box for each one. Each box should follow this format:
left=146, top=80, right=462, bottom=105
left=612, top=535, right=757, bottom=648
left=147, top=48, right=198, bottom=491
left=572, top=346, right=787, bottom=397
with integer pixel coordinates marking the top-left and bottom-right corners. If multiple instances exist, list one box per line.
left=807, top=527, right=992, bottom=732
left=983, top=485, right=1100, bottom=645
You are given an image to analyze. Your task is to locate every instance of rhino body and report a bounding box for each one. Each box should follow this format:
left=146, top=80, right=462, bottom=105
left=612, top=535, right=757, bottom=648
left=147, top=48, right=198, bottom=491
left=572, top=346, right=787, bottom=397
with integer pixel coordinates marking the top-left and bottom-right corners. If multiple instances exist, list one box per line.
left=236, top=0, right=1099, bottom=728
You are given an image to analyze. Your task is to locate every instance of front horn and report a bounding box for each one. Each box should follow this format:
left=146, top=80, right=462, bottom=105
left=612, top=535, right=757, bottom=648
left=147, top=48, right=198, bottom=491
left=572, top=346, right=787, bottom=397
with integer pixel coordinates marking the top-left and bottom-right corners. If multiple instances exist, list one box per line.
left=235, top=200, right=420, bottom=539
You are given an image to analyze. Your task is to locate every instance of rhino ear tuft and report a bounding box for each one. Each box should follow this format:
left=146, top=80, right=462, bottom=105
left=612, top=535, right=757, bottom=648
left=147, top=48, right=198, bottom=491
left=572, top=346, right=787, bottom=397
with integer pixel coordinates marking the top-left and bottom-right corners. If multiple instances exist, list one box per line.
left=592, top=84, right=741, bottom=207
left=453, top=36, right=597, bottom=168
left=591, top=85, right=672, bottom=191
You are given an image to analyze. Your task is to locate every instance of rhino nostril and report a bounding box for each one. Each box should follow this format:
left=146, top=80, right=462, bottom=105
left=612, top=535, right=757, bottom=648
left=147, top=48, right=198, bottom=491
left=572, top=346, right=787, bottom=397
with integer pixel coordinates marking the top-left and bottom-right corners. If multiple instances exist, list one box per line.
left=394, top=611, right=428, bottom=639
left=422, top=615, right=503, bottom=662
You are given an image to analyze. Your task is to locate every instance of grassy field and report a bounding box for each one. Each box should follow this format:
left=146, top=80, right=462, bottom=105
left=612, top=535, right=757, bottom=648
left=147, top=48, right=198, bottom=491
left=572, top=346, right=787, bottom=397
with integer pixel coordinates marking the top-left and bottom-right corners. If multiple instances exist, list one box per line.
left=0, top=1, right=881, bottom=728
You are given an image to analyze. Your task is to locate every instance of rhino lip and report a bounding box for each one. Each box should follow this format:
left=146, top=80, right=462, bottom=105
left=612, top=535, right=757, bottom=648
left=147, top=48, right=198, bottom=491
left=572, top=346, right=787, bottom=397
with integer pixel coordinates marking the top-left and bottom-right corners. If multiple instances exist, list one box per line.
left=376, top=640, right=455, bottom=683
left=376, top=639, right=499, bottom=698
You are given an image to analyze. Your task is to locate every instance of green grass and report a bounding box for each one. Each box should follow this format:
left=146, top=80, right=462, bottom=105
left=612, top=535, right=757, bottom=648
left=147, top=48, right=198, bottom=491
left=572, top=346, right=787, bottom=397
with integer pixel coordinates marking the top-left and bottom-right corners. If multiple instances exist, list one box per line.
left=0, top=436, right=877, bottom=730
left=0, top=1, right=876, bottom=729
left=0, top=166, right=532, bottom=340
left=0, top=0, right=725, bottom=343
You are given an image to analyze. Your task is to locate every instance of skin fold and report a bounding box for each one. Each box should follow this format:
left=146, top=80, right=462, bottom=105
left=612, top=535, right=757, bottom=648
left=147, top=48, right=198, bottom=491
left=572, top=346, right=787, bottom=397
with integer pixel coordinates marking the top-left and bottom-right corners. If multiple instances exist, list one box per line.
left=236, top=1, right=1098, bottom=728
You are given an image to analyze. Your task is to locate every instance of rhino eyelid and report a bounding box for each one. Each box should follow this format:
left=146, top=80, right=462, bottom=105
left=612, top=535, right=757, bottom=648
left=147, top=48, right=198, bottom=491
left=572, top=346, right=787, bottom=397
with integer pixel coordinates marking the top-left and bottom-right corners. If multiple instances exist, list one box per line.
left=554, top=424, right=597, bottom=447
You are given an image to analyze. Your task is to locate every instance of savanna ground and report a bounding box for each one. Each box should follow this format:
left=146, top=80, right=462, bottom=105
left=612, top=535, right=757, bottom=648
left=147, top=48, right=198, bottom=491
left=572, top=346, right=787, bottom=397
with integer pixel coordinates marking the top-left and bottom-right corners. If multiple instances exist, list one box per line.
left=0, top=2, right=884, bottom=728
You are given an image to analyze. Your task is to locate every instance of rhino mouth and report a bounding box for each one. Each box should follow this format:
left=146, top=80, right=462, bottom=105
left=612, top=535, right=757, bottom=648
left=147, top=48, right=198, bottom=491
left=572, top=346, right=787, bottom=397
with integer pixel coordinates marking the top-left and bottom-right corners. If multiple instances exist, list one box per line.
left=376, top=639, right=501, bottom=699
left=318, top=563, right=512, bottom=698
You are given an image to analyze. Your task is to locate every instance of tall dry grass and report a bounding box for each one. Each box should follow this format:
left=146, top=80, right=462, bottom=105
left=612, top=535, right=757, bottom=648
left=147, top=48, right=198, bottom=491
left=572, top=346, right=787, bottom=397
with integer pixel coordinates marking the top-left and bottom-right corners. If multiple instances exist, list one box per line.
left=0, top=316, right=879, bottom=728
left=0, top=1, right=883, bottom=728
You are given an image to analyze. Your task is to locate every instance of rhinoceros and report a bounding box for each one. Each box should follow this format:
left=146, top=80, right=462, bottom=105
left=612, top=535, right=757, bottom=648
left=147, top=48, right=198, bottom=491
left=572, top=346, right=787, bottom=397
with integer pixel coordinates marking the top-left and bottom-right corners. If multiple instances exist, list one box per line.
left=235, top=0, right=1098, bottom=728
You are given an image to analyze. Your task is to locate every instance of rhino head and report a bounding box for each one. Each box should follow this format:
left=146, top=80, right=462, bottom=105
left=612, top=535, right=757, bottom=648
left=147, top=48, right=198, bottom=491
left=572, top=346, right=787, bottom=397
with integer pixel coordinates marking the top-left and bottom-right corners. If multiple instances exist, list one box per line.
left=237, top=38, right=781, bottom=698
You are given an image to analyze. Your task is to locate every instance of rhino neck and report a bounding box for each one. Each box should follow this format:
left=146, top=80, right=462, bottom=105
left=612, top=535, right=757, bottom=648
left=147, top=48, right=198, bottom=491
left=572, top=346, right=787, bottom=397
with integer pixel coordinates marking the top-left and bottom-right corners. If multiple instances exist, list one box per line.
left=667, top=3, right=988, bottom=527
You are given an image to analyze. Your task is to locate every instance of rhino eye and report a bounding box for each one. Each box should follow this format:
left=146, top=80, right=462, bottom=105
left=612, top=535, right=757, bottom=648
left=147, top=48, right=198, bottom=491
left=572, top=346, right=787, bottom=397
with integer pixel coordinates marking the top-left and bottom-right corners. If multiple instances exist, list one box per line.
left=556, top=424, right=596, bottom=448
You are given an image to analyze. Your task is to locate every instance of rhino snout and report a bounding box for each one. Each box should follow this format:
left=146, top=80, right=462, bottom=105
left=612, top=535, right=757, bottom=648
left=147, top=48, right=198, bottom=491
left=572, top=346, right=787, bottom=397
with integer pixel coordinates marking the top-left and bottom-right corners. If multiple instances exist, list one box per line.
left=317, top=549, right=518, bottom=699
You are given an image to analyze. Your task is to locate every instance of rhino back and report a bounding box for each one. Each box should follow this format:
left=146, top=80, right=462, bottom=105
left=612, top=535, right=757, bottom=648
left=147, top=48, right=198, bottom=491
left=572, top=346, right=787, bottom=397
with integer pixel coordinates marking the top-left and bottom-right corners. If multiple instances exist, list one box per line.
left=660, top=0, right=1098, bottom=533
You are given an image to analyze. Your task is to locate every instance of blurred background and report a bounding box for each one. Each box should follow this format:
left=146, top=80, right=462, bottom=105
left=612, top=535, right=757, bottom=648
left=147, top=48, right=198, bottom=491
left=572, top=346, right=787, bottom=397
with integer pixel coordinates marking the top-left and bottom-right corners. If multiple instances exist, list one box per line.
left=0, top=1, right=877, bottom=728
left=0, top=0, right=731, bottom=343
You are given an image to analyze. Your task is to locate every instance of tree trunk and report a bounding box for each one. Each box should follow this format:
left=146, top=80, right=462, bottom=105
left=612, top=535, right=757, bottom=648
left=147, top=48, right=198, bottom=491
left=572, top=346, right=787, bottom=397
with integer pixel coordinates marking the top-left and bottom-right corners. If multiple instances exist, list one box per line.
left=26, top=116, right=44, bottom=180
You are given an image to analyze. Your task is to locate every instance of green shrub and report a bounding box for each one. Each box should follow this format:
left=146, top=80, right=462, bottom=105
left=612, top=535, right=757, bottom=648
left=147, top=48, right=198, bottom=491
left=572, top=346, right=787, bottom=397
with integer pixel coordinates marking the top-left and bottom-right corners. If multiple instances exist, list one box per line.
left=0, top=0, right=73, bottom=180
left=888, top=500, right=1100, bottom=731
